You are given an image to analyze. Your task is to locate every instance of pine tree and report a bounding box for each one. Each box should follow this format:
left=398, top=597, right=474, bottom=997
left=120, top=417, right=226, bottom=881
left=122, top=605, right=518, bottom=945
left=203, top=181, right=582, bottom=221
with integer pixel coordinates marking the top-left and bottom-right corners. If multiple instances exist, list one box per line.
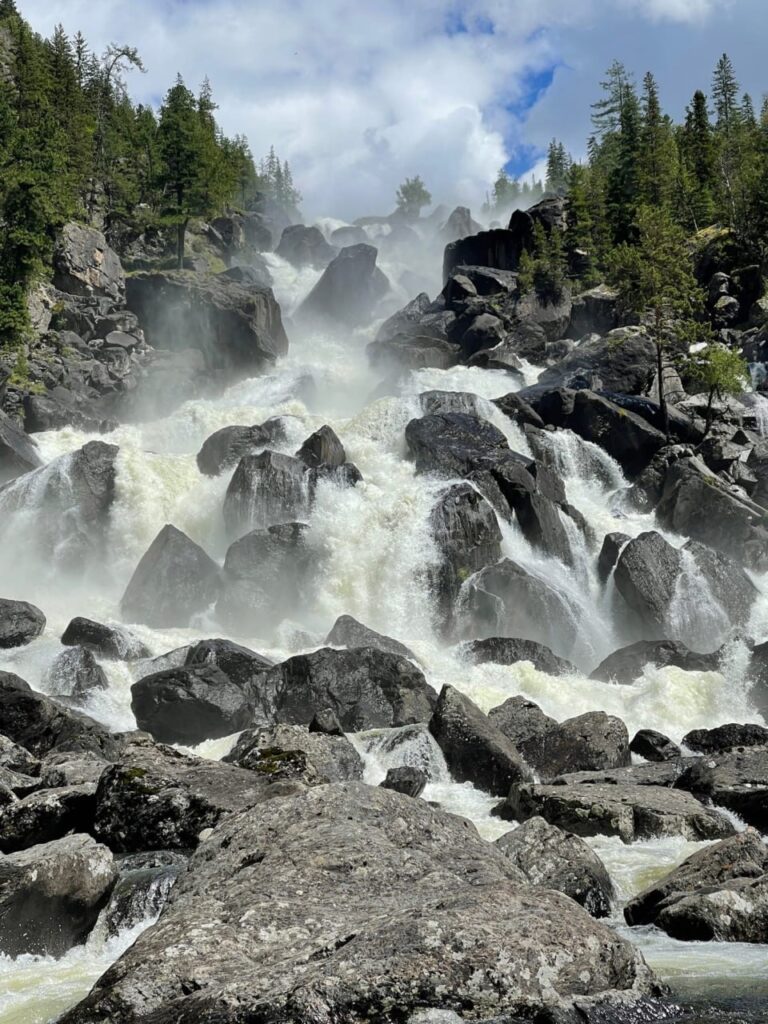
left=158, top=74, right=207, bottom=267
left=686, top=344, right=749, bottom=435
left=545, top=140, right=569, bottom=194
left=638, top=72, right=678, bottom=210
left=395, top=175, right=432, bottom=220
left=591, top=60, right=634, bottom=139
left=606, top=87, right=641, bottom=243
left=712, top=53, right=740, bottom=136
left=680, top=89, right=716, bottom=226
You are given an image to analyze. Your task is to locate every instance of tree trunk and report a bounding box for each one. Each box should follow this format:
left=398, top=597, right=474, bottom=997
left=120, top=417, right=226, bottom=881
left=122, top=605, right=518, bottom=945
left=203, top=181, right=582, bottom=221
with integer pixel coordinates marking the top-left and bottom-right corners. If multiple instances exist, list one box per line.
left=654, top=312, right=669, bottom=441
left=177, top=219, right=187, bottom=270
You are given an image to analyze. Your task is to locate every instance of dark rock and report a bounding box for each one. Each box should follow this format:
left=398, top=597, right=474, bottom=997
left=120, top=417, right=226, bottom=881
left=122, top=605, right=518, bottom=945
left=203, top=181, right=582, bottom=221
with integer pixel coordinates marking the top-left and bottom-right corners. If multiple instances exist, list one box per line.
left=591, top=641, right=720, bottom=684
left=296, top=424, right=346, bottom=469
left=443, top=229, right=524, bottom=282
left=683, top=723, right=768, bottom=754
left=418, top=390, right=481, bottom=417
left=0, top=783, right=97, bottom=853
left=515, top=286, right=573, bottom=345
left=368, top=332, right=460, bottom=371
left=126, top=271, right=289, bottom=373
left=0, top=672, right=122, bottom=760
left=519, top=711, right=631, bottom=783
left=440, top=206, right=482, bottom=242
left=380, top=765, right=427, bottom=797
left=297, top=244, right=389, bottom=327
left=597, top=532, right=630, bottom=583
left=223, top=450, right=310, bottom=539
left=275, top=224, right=336, bottom=269
left=265, top=647, right=436, bottom=731
left=61, top=617, right=151, bottom=661
left=428, top=684, right=532, bottom=796
left=196, top=418, right=286, bottom=476
left=493, top=392, right=546, bottom=430
left=537, top=328, right=656, bottom=395
left=0, top=598, right=46, bottom=649
left=184, top=638, right=273, bottom=685
left=0, top=735, right=39, bottom=777
left=568, top=284, right=619, bottom=337
left=60, top=782, right=662, bottom=1024
left=458, top=312, right=506, bottom=358
left=467, top=637, right=576, bottom=675
left=224, top=724, right=363, bottom=783
left=0, top=833, right=117, bottom=956
left=464, top=340, right=525, bottom=379
left=121, top=524, right=221, bottom=629
left=38, top=750, right=108, bottom=789
left=630, top=730, right=682, bottom=762
left=374, top=292, right=432, bottom=344
left=54, top=222, right=125, bottom=302
left=103, top=852, right=185, bottom=938
left=0, top=409, right=43, bottom=484
left=496, top=816, right=615, bottom=918
left=46, top=646, right=109, bottom=701
left=679, top=747, right=768, bottom=831
left=308, top=708, right=344, bottom=736
left=405, top=411, right=513, bottom=478
left=325, top=615, right=416, bottom=661
left=488, top=696, right=558, bottom=750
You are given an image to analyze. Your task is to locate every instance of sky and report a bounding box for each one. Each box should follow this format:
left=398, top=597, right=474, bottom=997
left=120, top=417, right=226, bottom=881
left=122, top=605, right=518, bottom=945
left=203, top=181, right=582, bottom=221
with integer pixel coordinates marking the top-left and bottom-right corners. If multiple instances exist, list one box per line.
left=17, top=0, right=768, bottom=221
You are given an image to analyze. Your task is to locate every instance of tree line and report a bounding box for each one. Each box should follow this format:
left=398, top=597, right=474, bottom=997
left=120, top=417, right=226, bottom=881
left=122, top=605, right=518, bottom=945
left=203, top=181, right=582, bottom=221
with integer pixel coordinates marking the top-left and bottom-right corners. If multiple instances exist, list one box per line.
left=0, top=2, right=300, bottom=353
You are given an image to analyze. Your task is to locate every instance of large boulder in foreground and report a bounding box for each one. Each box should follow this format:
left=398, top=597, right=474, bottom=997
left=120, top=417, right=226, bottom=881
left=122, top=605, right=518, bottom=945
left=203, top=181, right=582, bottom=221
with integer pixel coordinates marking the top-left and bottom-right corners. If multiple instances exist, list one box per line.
left=296, top=243, right=389, bottom=327
left=0, top=409, right=43, bottom=484
left=625, top=830, right=768, bottom=943
left=120, top=524, right=220, bottom=628
left=0, top=833, right=117, bottom=956
left=0, top=598, right=46, bottom=649
left=60, top=783, right=663, bottom=1024
left=125, top=270, right=288, bottom=373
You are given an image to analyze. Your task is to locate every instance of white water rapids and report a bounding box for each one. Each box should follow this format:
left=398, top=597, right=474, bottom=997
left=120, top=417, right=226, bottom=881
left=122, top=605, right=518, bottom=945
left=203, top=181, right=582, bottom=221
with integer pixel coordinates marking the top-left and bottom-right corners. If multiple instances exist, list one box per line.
left=1, top=251, right=767, bottom=1021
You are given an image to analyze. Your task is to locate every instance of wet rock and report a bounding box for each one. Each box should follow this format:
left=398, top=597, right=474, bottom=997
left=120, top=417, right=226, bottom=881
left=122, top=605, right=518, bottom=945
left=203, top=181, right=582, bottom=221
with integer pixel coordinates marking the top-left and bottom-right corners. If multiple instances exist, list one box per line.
left=374, top=292, right=432, bottom=344
left=126, top=271, right=289, bottom=373
left=121, top=524, right=221, bottom=629
left=0, top=409, right=43, bottom=484
left=466, top=637, right=577, bottom=676
left=196, top=418, right=286, bottom=476
left=496, top=816, right=615, bottom=918
left=59, top=782, right=662, bottom=1024
left=537, top=328, right=657, bottom=395
left=223, top=450, right=310, bottom=539
left=380, top=765, right=427, bottom=797
left=0, top=833, right=117, bottom=956
left=500, top=781, right=736, bottom=843
left=61, top=617, right=150, bottom=661
left=625, top=829, right=768, bottom=942
left=308, top=708, right=344, bottom=736
left=418, top=390, right=481, bottom=417
left=493, top=391, right=546, bottom=430
left=275, top=224, right=336, bottom=269
left=429, top=483, right=502, bottom=624
left=0, top=598, right=46, bottom=649
left=367, top=332, right=460, bottom=371
left=682, top=747, right=768, bottom=831
left=458, top=312, right=506, bottom=359
left=520, top=712, right=631, bottom=783
left=465, top=340, right=525, bottom=379
left=185, top=637, right=272, bottom=682
left=597, top=532, right=630, bottom=583
left=0, top=782, right=97, bottom=853
left=0, top=672, right=123, bottom=760
left=461, top=558, right=580, bottom=660
left=364, top=723, right=445, bottom=780
left=216, top=521, right=311, bottom=634
left=488, top=696, right=558, bottom=751
left=591, top=641, right=720, bottom=684
left=297, top=243, right=389, bottom=327
left=93, top=738, right=289, bottom=853
left=265, top=647, right=436, bottom=731
left=54, top=222, right=125, bottom=302
left=682, top=723, right=768, bottom=754
left=296, top=424, right=346, bottom=469
left=405, top=411, right=512, bottom=477
left=428, top=684, right=532, bottom=796
left=325, top=615, right=416, bottom=661
left=103, top=851, right=186, bottom=938
left=224, top=724, right=363, bottom=783
left=46, top=646, right=109, bottom=701
left=630, top=730, right=682, bottom=763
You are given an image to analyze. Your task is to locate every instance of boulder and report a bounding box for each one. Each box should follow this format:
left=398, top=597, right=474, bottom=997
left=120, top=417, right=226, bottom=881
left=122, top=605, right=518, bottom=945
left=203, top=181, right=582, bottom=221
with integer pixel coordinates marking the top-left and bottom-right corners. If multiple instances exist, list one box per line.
left=0, top=833, right=117, bottom=956
left=405, top=411, right=511, bottom=478
left=500, top=781, right=736, bottom=843
left=597, top=532, right=630, bottom=583
left=0, top=735, right=39, bottom=777
left=458, top=312, right=506, bottom=358
left=591, top=641, right=720, bottom=684
left=93, top=738, right=290, bottom=853
left=46, top=646, right=109, bottom=701
left=440, top=205, right=482, bottom=242
left=223, top=450, right=310, bottom=539
left=682, top=723, right=768, bottom=754
left=265, top=647, right=436, bottom=731
left=515, top=286, right=573, bottom=345
left=568, top=284, right=619, bottom=337
left=224, top=724, right=363, bottom=783
left=61, top=617, right=150, bottom=661
left=54, top=222, right=125, bottom=302
left=0, top=598, right=46, bottom=649
left=519, top=712, right=631, bottom=783
left=297, top=243, right=389, bottom=327
left=330, top=225, right=367, bottom=248
left=537, top=328, right=656, bottom=395
left=374, top=292, right=432, bottom=344
left=630, top=730, right=682, bottom=762
left=296, top=424, right=346, bottom=469
left=367, top=332, right=460, bottom=372
left=380, top=765, right=427, bottom=797
left=461, top=559, right=580, bottom=660
left=120, top=524, right=221, bottom=629
left=625, top=830, right=768, bottom=942
left=496, top=816, right=614, bottom=918
left=275, top=224, right=337, bottom=269
left=196, top=418, right=286, bottom=476
left=493, top=392, right=546, bottom=431
left=466, top=637, right=577, bottom=676
left=679, top=747, right=768, bottom=831
left=0, top=782, right=97, bottom=853
left=0, top=408, right=43, bottom=484
left=125, top=271, right=289, bottom=373
left=102, top=851, right=185, bottom=939
left=325, top=615, right=416, bottom=661
left=59, top=783, right=663, bottom=1024
left=488, top=696, right=558, bottom=750
left=38, top=750, right=108, bottom=789
left=0, top=672, right=122, bottom=760
left=184, top=637, right=273, bottom=685
left=428, top=684, right=532, bottom=796
left=442, top=228, right=524, bottom=282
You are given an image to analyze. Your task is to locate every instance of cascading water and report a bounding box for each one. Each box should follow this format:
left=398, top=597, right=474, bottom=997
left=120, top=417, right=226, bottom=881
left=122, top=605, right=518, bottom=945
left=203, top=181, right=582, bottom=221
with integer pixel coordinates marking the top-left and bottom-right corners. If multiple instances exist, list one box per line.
left=1, top=248, right=767, bottom=1022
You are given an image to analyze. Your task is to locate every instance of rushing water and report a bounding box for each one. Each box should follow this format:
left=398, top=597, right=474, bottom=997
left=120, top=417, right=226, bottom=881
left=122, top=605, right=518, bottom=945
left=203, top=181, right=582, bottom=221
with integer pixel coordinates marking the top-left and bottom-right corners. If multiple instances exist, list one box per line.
left=0, top=251, right=767, bottom=1022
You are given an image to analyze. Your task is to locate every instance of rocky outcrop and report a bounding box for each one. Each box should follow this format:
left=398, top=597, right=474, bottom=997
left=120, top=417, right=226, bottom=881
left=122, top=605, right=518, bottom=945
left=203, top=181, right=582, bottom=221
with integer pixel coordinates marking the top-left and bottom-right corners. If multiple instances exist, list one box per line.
left=428, top=685, right=532, bottom=796
left=0, top=409, right=43, bottom=484
left=196, top=418, right=286, bottom=476
left=0, top=833, right=117, bottom=956
left=54, top=223, right=125, bottom=303
left=591, top=640, right=720, bottom=684
left=120, top=524, right=220, bottom=628
left=0, top=598, right=46, bottom=649
left=275, top=224, right=337, bottom=269
left=296, top=244, right=389, bottom=327
left=466, top=637, right=577, bottom=675
left=325, top=615, right=416, bottom=661
left=61, top=617, right=150, bottom=661
left=125, top=271, right=289, bottom=373
left=536, top=328, right=656, bottom=395
left=496, top=816, right=615, bottom=918
left=223, top=450, right=310, bottom=539
left=61, top=783, right=663, bottom=1024
left=224, top=724, right=363, bottom=783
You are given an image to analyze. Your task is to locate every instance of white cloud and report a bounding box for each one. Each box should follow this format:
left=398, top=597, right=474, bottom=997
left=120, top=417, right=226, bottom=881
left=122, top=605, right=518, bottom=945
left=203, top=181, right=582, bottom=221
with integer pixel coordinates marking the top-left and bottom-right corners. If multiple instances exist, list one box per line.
left=17, top=0, right=754, bottom=220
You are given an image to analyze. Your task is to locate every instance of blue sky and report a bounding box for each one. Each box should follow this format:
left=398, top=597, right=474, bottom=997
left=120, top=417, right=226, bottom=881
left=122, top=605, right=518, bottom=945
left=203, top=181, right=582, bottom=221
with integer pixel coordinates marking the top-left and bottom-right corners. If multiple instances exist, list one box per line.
left=18, top=0, right=768, bottom=219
